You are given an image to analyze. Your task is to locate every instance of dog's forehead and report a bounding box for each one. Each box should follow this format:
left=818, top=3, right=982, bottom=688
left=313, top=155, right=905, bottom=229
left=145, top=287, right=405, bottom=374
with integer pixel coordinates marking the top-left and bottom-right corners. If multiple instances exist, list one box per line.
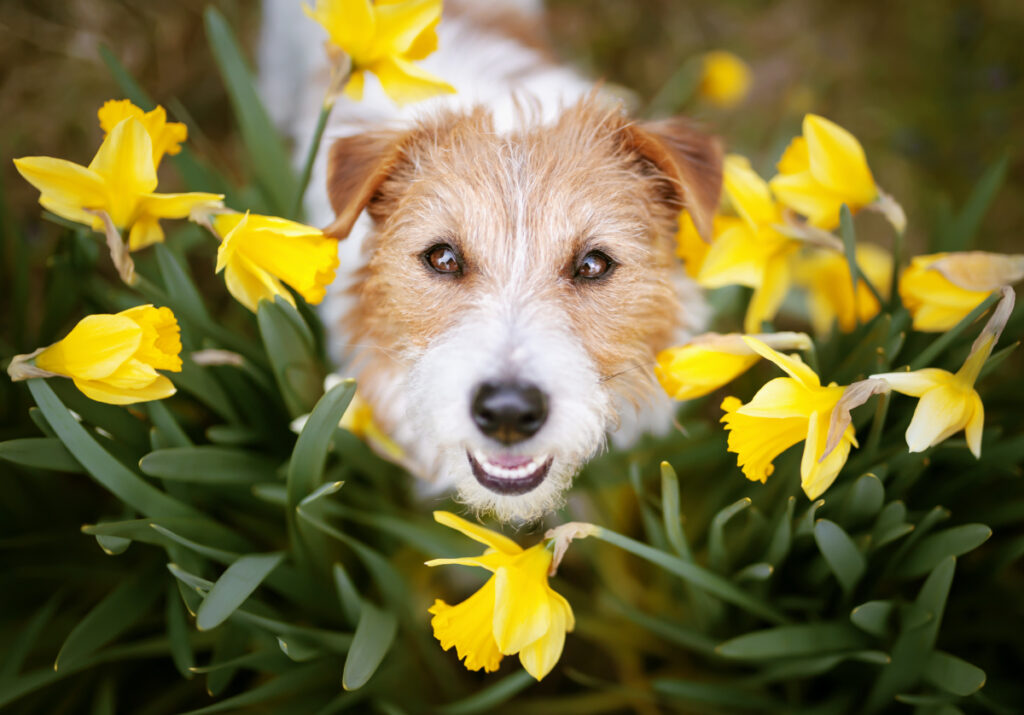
left=401, top=118, right=658, bottom=263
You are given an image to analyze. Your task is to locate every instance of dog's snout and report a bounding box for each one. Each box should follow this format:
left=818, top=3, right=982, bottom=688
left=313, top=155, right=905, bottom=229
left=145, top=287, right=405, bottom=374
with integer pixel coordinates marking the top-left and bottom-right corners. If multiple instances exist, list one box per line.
left=471, top=381, right=549, bottom=444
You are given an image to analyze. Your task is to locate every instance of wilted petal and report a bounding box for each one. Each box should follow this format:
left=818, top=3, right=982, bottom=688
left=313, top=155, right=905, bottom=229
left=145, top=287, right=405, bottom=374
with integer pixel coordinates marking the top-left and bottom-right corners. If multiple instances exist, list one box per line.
left=871, top=368, right=948, bottom=398
left=899, top=253, right=992, bottom=332
left=928, top=252, right=1024, bottom=293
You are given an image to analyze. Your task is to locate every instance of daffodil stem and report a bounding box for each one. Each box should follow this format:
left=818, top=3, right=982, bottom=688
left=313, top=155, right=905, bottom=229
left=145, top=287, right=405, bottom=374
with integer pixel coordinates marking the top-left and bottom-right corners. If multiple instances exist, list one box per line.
left=909, top=292, right=1000, bottom=370
left=839, top=205, right=885, bottom=313
left=888, top=228, right=904, bottom=310
left=590, top=527, right=789, bottom=625
left=290, top=99, right=336, bottom=220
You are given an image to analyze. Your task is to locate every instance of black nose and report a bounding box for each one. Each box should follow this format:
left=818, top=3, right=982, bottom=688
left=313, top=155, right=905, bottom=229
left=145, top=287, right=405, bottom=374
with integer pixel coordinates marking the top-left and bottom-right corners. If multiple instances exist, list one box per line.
left=470, top=381, right=549, bottom=445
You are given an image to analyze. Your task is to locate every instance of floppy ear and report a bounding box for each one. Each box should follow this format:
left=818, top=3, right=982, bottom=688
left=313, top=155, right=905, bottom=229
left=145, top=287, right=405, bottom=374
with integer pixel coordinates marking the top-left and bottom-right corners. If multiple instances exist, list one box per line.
left=322, top=130, right=407, bottom=239
left=622, top=118, right=724, bottom=240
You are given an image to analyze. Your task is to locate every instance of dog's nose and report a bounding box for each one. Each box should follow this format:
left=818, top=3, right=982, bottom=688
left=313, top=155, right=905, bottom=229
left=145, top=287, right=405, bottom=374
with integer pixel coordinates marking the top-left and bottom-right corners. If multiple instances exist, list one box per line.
left=470, top=381, right=548, bottom=444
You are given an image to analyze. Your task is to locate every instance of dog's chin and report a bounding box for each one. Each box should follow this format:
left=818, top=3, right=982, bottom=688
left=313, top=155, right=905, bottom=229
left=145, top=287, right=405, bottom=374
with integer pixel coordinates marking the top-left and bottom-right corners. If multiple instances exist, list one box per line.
left=452, top=451, right=580, bottom=524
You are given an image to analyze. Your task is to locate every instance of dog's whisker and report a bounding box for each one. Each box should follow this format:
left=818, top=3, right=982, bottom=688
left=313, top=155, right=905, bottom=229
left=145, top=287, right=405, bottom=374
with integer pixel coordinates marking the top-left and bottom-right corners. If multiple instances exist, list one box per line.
left=600, top=362, right=653, bottom=383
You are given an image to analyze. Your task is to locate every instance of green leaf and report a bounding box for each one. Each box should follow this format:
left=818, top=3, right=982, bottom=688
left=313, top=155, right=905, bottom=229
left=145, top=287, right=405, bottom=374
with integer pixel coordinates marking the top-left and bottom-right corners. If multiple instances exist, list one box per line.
left=865, top=557, right=957, bottom=712
left=709, top=497, right=751, bottom=573
left=942, top=153, right=1010, bottom=251
left=147, top=401, right=192, bottom=448
left=95, top=528, right=132, bottom=556
left=839, top=473, right=885, bottom=527
left=0, top=594, right=61, bottom=685
left=154, top=243, right=212, bottom=326
left=203, top=7, right=297, bottom=216
left=171, top=357, right=243, bottom=424
left=795, top=498, right=826, bottom=538
left=898, top=524, right=992, bottom=579
left=652, top=678, right=782, bottom=709
left=288, top=379, right=355, bottom=512
left=140, top=446, right=280, bottom=484
left=342, top=601, right=398, bottom=690
left=910, top=292, right=1000, bottom=370
left=734, top=562, right=774, bottom=582
left=925, top=650, right=987, bottom=696
left=28, top=380, right=204, bottom=520
left=660, top=461, right=691, bottom=559
left=167, top=585, right=195, bottom=679
left=258, top=298, right=324, bottom=417
left=333, top=563, right=363, bottom=626
left=54, top=564, right=164, bottom=671
left=850, top=600, right=894, bottom=638
left=764, top=496, right=795, bottom=566
left=592, top=527, right=789, bottom=624
left=0, top=437, right=81, bottom=472
left=839, top=204, right=884, bottom=308
left=717, top=623, right=870, bottom=660
left=196, top=552, right=286, bottom=631
left=436, top=670, right=535, bottom=715
left=814, top=519, right=866, bottom=593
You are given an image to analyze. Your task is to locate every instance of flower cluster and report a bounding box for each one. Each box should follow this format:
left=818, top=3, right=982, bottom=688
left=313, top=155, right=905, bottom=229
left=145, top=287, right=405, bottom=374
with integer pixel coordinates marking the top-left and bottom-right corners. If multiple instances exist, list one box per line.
left=659, top=114, right=1022, bottom=501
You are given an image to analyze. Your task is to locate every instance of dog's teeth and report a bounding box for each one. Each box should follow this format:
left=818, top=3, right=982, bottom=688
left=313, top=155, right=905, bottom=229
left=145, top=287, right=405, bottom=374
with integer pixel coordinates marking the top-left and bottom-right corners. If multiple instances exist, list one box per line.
left=474, top=453, right=546, bottom=480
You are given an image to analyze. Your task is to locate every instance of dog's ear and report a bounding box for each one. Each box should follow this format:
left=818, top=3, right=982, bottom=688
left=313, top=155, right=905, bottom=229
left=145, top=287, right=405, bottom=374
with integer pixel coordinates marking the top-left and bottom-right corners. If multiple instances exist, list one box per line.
left=622, top=119, right=723, bottom=240
left=323, top=130, right=407, bottom=239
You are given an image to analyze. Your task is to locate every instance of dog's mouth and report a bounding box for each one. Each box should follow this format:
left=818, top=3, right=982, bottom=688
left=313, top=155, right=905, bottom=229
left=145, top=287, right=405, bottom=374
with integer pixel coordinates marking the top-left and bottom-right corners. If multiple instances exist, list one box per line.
left=467, top=451, right=553, bottom=495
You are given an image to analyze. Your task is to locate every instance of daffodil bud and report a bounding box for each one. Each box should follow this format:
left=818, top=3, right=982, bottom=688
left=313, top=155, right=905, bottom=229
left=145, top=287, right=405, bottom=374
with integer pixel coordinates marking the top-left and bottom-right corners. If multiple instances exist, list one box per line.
left=8, top=305, right=182, bottom=405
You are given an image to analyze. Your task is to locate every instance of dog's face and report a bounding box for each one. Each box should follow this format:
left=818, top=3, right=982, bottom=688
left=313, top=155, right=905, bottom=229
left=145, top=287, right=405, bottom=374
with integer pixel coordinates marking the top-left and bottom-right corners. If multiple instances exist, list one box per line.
left=325, top=98, right=721, bottom=522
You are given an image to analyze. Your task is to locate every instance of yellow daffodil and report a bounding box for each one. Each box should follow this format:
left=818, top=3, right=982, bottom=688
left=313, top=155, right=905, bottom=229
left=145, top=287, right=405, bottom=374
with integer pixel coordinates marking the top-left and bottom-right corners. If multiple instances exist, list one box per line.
left=304, top=0, right=456, bottom=106
left=872, top=287, right=1014, bottom=457
left=339, top=389, right=405, bottom=460
left=98, top=99, right=187, bottom=167
left=656, top=331, right=812, bottom=400
left=426, top=511, right=574, bottom=681
left=8, top=305, right=182, bottom=405
left=899, top=252, right=1024, bottom=332
left=698, top=50, right=752, bottom=109
left=13, top=116, right=222, bottom=252
left=721, top=337, right=856, bottom=499
left=211, top=212, right=340, bottom=313
left=794, top=244, right=892, bottom=335
left=770, top=115, right=879, bottom=231
left=697, top=155, right=798, bottom=332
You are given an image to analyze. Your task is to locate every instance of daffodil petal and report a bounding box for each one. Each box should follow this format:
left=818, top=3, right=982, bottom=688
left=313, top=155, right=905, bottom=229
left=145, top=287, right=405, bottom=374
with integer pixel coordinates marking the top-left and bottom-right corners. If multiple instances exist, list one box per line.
left=870, top=369, right=949, bottom=397
left=13, top=157, right=107, bottom=219
left=721, top=396, right=808, bottom=483
left=369, top=56, right=456, bottom=106
left=744, top=252, right=791, bottom=333
left=223, top=254, right=293, bottom=314
left=769, top=170, right=844, bottom=230
left=697, top=224, right=767, bottom=288
left=140, top=192, right=224, bottom=220
left=800, top=411, right=852, bottom=499
left=776, top=136, right=809, bottom=174
left=905, top=384, right=972, bottom=452
left=964, top=392, right=984, bottom=459
left=738, top=377, right=815, bottom=418
left=374, top=0, right=442, bottom=56
left=120, top=305, right=183, bottom=372
left=742, top=336, right=820, bottom=388
left=128, top=214, right=165, bottom=251
left=88, top=117, right=158, bottom=198
left=803, top=114, right=877, bottom=205
left=655, top=345, right=759, bottom=400
left=432, top=511, right=522, bottom=555
left=424, top=552, right=510, bottom=572
left=723, top=154, right=778, bottom=230
left=518, top=592, right=569, bottom=681
left=73, top=374, right=176, bottom=405
left=305, top=0, right=376, bottom=62
left=492, top=546, right=553, bottom=654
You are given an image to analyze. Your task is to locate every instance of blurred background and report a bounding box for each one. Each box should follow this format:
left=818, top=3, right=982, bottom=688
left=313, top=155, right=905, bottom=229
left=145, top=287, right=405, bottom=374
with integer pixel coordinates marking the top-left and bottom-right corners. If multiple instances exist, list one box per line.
left=2, top=2, right=1024, bottom=712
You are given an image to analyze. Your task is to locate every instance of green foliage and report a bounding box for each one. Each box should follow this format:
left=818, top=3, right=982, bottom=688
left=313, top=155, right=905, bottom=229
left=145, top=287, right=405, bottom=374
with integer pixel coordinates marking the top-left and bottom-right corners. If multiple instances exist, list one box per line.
left=2, top=8, right=1024, bottom=715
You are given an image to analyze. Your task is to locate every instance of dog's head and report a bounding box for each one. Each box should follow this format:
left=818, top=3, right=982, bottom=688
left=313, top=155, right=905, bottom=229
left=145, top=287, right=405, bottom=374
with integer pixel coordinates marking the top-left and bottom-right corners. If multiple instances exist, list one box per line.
left=325, top=96, right=721, bottom=522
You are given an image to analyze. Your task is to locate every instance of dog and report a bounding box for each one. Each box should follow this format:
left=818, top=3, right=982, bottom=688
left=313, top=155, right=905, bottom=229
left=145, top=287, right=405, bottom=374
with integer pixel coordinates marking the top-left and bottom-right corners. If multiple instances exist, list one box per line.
left=260, top=0, right=722, bottom=522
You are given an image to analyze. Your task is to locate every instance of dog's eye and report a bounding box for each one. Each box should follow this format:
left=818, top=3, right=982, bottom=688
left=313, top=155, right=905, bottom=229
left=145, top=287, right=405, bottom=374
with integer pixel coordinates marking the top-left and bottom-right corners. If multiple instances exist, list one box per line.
left=575, top=251, right=614, bottom=280
left=423, top=244, right=463, bottom=275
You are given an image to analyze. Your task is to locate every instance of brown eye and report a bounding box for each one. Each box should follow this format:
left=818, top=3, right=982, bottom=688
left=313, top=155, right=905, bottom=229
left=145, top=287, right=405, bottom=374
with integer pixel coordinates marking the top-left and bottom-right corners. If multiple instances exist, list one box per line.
left=423, top=244, right=462, bottom=275
left=575, top=251, right=614, bottom=280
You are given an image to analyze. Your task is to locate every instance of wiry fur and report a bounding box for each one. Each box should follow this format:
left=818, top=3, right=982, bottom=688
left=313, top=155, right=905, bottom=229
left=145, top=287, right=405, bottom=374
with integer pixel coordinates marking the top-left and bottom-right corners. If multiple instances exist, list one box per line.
left=260, top=0, right=722, bottom=522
